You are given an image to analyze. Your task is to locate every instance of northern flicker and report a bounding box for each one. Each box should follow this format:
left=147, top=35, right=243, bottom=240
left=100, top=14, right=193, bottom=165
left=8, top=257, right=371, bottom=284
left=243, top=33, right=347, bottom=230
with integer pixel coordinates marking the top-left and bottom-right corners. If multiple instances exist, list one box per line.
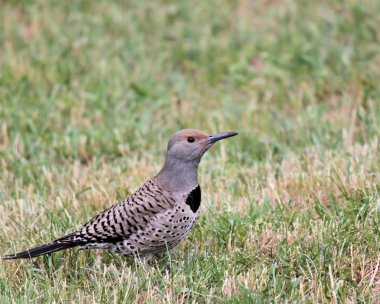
left=3, top=129, right=238, bottom=260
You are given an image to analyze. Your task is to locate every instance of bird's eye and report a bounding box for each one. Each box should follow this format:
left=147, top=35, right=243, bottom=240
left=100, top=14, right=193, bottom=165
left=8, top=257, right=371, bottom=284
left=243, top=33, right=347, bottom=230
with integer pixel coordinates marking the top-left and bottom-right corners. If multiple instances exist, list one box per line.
left=187, top=137, right=195, bottom=143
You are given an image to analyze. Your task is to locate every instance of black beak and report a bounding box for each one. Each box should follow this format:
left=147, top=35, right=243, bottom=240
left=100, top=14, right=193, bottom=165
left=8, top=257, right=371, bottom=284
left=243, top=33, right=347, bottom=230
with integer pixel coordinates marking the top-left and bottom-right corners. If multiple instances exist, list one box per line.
left=207, top=132, right=238, bottom=144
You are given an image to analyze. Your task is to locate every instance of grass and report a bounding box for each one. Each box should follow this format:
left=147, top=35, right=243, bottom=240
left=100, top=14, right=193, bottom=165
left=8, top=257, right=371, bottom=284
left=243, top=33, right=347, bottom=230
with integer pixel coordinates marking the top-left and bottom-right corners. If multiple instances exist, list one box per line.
left=1, top=0, right=380, bottom=302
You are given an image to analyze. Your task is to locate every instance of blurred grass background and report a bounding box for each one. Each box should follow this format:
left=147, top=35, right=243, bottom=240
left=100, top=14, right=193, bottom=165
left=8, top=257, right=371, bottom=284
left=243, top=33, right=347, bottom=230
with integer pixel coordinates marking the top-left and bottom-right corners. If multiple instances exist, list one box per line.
left=1, top=0, right=380, bottom=302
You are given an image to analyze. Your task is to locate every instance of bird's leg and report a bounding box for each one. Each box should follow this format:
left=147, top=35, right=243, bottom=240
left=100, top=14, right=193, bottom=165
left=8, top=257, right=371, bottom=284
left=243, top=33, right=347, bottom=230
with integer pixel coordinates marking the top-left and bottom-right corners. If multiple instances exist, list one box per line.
left=164, top=262, right=171, bottom=273
left=153, top=252, right=174, bottom=273
left=152, top=252, right=171, bottom=272
left=131, top=253, right=157, bottom=268
left=153, top=252, right=165, bottom=260
left=140, top=253, right=154, bottom=264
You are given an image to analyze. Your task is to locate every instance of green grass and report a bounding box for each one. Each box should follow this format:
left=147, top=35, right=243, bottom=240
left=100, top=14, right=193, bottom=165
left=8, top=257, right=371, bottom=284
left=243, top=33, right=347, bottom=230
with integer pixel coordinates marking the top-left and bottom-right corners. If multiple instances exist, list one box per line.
left=1, top=0, right=380, bottom=302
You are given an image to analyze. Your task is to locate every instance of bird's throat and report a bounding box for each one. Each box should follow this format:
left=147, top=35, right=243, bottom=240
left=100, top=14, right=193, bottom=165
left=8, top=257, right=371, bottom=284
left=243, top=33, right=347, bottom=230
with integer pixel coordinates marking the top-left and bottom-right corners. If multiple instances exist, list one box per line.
left=155, top=157, right=199, bottom=193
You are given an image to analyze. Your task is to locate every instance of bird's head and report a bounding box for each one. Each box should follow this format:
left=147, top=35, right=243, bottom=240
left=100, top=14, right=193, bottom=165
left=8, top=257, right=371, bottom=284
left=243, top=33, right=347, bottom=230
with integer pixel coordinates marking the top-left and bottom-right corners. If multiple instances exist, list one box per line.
left=156, top=129, right=238, bottom=192
left=166, top=129, right=238, bottom=162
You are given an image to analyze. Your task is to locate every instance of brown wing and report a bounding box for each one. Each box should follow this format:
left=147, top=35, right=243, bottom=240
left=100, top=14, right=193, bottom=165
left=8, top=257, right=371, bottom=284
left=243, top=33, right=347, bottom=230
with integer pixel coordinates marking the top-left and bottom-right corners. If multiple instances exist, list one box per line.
left=70, top=180, right=175, bottom=244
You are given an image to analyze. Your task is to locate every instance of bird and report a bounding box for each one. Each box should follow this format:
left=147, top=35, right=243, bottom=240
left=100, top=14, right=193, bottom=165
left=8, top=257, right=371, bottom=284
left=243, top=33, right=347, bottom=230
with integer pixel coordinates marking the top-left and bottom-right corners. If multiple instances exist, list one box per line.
left=3, top=129, right=238, bottom=261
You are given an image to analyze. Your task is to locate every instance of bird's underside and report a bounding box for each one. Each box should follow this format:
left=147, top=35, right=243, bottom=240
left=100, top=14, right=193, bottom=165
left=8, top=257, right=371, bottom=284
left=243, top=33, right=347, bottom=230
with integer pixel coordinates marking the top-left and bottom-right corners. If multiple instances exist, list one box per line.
left=3, top=180, right=201, bottom=260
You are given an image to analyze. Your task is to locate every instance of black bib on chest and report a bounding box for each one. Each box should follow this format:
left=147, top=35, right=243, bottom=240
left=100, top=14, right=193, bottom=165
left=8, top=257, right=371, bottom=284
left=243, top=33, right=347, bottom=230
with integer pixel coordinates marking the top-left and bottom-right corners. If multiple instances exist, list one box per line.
left=185, top=185, right=201, bottom=213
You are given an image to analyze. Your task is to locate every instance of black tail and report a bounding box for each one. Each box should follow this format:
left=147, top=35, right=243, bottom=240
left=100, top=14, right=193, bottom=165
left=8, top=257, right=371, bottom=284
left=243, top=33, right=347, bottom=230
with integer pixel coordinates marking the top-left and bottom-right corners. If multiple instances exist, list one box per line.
left=2, top=237, right=79, bottom=260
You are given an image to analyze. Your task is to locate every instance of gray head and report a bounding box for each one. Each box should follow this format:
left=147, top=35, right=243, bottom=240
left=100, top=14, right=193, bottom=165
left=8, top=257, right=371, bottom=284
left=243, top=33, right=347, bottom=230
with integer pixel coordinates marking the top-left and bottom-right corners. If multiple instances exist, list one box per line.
left=156, top=129, right=238, bottom=192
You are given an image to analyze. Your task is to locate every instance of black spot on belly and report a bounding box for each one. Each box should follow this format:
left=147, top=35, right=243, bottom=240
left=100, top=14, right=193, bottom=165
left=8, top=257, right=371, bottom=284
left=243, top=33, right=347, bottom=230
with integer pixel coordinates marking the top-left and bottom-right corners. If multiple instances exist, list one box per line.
left=185, top=185, right=201, bottom=213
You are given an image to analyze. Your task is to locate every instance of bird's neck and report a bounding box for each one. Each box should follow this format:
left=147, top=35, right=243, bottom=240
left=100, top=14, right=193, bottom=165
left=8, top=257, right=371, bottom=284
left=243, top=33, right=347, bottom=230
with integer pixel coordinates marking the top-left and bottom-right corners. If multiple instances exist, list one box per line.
left=155, top=157, right=200, bottom=193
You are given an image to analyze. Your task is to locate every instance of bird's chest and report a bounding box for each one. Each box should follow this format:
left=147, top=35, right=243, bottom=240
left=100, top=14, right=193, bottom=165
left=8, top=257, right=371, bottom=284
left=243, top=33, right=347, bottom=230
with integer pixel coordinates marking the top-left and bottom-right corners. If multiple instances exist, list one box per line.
left=145, top=188, right=201, bottom=244
left=124, top=186, right=201, bottom=254
left=159, top=194, right=200, bottom=234
left=153, top=205, right=199, bottom=248
left=166, top=185, right=201, bottom=225
left=171, top=185, right=201, bottom=213
left=184, top=185, right=201, bottom=213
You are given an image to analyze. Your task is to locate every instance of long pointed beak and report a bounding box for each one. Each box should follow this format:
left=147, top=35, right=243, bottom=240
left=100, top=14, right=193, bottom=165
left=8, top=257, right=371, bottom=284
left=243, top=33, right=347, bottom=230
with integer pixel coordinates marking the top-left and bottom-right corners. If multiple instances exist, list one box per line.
left=207, top=132, right=238, bottom=144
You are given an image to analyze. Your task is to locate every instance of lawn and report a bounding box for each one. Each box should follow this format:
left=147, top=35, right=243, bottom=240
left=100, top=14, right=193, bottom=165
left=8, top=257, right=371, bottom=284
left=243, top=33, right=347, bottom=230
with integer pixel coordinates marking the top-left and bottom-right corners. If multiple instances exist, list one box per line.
left=1, top=0, right=380, bottom=302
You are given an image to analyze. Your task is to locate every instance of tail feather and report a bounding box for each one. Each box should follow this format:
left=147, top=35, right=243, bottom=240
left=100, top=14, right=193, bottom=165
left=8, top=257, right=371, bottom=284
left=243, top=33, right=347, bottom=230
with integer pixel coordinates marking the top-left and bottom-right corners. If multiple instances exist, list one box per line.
left=2, top=238, right=79, bottom=260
